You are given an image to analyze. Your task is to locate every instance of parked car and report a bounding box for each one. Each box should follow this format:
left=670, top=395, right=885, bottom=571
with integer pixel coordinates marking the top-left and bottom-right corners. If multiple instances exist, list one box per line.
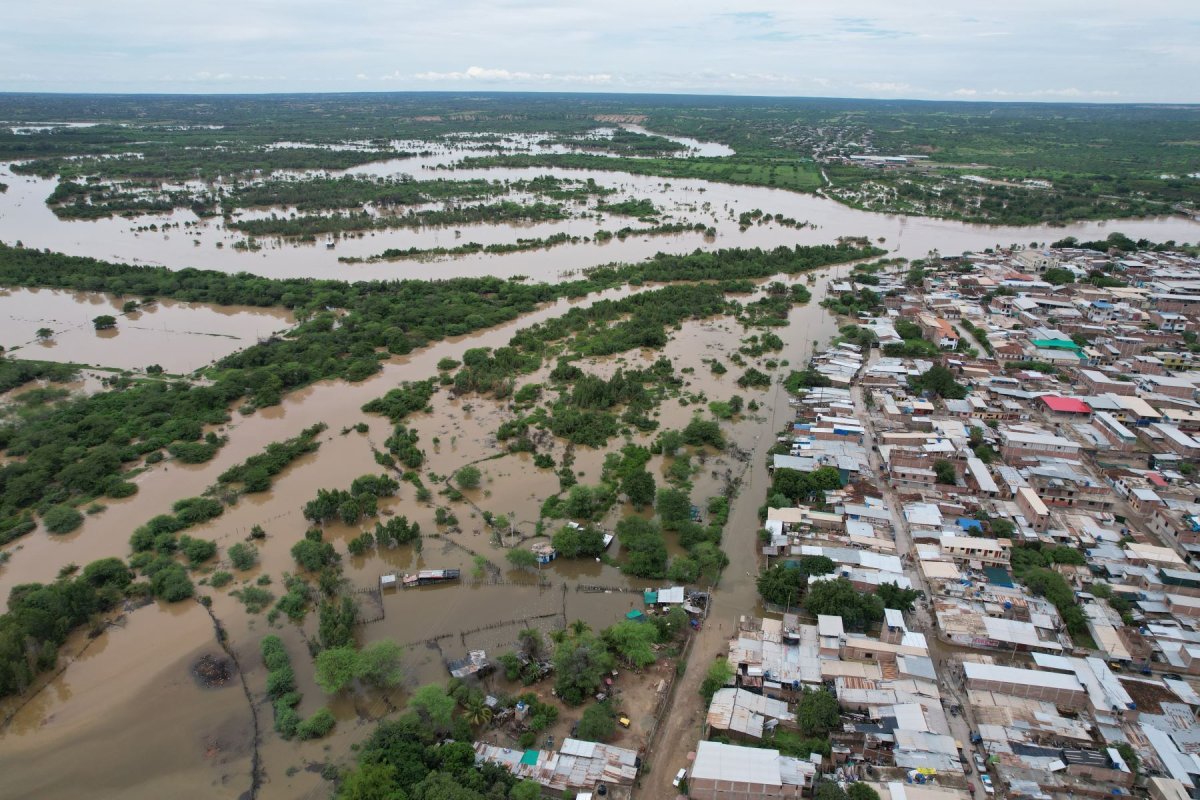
left=980, top=775, right=995, bottom=795
left=974, top=753, right=987, bottom=772
left=673, top=768, right=687, bottom=788
left=1165, top=673, right=1184, bottom=681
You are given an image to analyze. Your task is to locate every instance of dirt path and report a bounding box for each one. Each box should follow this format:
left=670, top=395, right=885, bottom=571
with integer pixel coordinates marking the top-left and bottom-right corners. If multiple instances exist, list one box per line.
left=641, top=380, right=797, bottom=798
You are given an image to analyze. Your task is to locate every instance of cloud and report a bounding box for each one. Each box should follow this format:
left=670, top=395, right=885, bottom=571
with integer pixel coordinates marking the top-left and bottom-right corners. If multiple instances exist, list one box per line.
left=410, top=66, right=613, bottom=85
left=952, top=87, right=1121, bottom=99
left=0, top=1, right=1194, bottom=100
left=856, top=81, right=911, bottom=93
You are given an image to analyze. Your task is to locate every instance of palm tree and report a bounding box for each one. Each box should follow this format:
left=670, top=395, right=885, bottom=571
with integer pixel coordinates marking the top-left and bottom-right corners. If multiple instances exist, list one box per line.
left=464, top=697, right=492, bottom=727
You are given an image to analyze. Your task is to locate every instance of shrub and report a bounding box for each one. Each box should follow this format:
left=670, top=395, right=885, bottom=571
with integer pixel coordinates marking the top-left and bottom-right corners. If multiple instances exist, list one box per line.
left=228, top=542, right=258, bottom=570
left=297, top=708, right=336, bottom=739
left=43, top=504, right=84, bottom=534
left=455, top=465, right=482, bottom=489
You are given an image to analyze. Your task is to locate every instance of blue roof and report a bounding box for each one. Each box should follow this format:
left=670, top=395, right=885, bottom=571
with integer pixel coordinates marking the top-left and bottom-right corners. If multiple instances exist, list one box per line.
left=1092, top=300, right=1113, bottom=308
left=957, top=518, right=983, bottom=531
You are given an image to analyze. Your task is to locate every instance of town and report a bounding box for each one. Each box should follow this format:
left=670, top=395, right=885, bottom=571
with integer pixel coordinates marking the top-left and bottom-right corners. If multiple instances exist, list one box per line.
left=468, top=239, right=1200, bottom=800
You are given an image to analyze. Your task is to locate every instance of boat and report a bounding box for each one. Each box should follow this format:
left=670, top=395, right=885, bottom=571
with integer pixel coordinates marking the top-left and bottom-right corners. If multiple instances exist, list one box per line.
left=325, top=234, right=335, bottom=248
left=401, top=568, right=461, bottom=588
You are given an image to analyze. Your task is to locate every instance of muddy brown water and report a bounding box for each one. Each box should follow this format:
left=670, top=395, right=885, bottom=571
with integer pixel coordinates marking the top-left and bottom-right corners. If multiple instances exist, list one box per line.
left=1, top=129, right=1197, bottom=282
left=0, top=287, right=294, bottom=373
left=7, top=129, right=1172, bottom=792
left=0, top=260, right=852, bottom=797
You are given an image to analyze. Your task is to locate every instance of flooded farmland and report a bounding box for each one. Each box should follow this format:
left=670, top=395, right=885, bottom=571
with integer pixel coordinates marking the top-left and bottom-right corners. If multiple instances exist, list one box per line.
left=0, top=287, right=294, bottom=372
left=0, top=127, right=1196, bottom=284
left=0, top=253, right=845, bottom=796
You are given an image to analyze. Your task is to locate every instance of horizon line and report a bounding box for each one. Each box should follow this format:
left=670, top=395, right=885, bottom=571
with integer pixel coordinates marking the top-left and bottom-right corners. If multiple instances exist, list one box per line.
left=1, top=88, right=1198, bottom=109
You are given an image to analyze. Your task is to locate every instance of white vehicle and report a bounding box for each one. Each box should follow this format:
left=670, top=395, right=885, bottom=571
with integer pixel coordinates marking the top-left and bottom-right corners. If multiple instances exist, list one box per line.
left=673, top=768, right=687, bottom=787
left=980, top=774, right=995, bottom=795
left=974, top=753, right=987, bottom=772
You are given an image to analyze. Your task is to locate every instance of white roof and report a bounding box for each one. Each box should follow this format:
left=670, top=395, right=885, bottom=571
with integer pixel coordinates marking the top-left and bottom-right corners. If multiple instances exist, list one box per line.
left=885, top=608, right=908, bottom=630
left=964, top=662, right=1083, bottom=691
left=983, top=617, right=1062, bottom=651
left=691, top=740, right=782, bottom=785
left=818, top=615, right=845, bottom=637
left=656, top=586, right=685, bottom=604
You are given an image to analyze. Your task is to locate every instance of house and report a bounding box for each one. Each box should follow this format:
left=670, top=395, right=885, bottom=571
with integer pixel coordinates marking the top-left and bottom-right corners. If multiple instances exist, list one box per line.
left=687, top=740, right=816, bottom=800
left=998, top=429, right=1081, bottom=460
left=706, top=688, right=796, bottom=740
left=1016, top=487, right=1051, bottom=532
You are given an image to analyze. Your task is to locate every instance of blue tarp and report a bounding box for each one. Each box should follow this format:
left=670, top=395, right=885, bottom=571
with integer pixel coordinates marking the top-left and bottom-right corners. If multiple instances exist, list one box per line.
left=957, top=518, right=983, bottom=532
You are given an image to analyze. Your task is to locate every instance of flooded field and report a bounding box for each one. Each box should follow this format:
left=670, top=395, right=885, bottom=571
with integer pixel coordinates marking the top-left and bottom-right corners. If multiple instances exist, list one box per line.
left=0, top=256, right=846, bottom=796
left=0, top=288, right=295, bottom=372
left=2, top=121, right=1196, bottom=798
left=1, top=128, right=1196, bottom=283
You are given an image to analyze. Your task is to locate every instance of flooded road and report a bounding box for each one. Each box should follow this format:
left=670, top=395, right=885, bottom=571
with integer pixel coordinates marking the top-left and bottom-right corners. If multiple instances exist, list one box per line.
left=0, top=288, right=294, bottom=372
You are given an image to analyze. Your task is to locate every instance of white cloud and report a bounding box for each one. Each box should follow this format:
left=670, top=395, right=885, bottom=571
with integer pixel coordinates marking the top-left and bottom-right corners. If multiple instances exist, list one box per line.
left=411, top=66, right=613, bottom=84
left=0, top=1, right=1194, bottom=100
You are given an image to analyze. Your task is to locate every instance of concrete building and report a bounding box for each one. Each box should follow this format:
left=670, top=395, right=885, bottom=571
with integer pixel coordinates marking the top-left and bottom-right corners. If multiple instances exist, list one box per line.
left=963, top=663, right=1087, bottom=709
left=1016, top=487, right=1051, bottom=532
left=999, top=429, right=1082, bottom=460
left=687, top=740, right=816, bottom=800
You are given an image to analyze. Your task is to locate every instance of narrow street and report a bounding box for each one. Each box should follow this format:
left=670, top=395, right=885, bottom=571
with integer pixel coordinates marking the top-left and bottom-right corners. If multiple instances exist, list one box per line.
left=852, top=351, right=987, bottom=800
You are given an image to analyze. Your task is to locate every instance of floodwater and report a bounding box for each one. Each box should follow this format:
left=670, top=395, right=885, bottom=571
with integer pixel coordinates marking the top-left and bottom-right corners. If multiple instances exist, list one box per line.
left=0, top=258, right=855, bottom=797
left=1, top=128, right=1196, bottom=283
left=3, top=122, right=1195, bottom=795
left=0, top=288, right=294, bottom=372
left=0, top=601, right=253, bottom=800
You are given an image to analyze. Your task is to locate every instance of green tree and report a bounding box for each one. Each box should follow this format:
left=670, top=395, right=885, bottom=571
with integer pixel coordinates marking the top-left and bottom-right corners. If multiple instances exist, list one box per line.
left=757, top=563, right=807, bottom=607
left=337, top=763, right=399, bottom=800
left=228, top=542, right=258, bottom=570
left=656, top=487, right=691, bottom=528
left=358, top=640, right=406, bottom=688
left=511, top=781, right=544, bottom=800
left=92, top=314, right=117, bottom=330
left=933, top=460, right=957, bottom=485
left=455, top=465, right=482, bottom=489
left=621, top=469, right=656, bottom=509
left=700, top=658, right=734, bottom=703
left=990, top=518, right=1015, bottom=538
left=796, top=688, right=840, bottom=735
left=42, top=504, right=84, bottom=534
left=507, top=548, right=539, bottom=570
left=848, top=786, right=880, bottom=800
left=909, top=365, right=967, bottom=400
left=35, top=327, right=54, bottom=340
left=463, top=696, right=493, bottom=727
left=315, top=646, right=362, bottom=693
left=553, top=630, right=615, bottom=706
left=576, top=702, right=617, bottom=742
left=803, top=578, right=883, bottom=629
left=603, top=620, right=658, bottom=668
left=409, top=684, right=456, bottom=729
left=878, top=583, right=920, bottom=612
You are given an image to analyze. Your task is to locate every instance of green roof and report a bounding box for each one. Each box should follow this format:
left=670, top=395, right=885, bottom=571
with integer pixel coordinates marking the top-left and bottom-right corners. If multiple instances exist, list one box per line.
left=643, top=590, right=658, bottom=604
left=626, top=609, right=645, bottom=620
left=1032, top=338, right=1082, bottom=352
left=520, top=750, right=539, bottom=766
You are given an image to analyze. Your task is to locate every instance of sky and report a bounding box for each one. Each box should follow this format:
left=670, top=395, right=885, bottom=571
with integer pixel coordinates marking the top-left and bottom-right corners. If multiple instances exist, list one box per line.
left=3, top=1, right=1199, bottom=102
